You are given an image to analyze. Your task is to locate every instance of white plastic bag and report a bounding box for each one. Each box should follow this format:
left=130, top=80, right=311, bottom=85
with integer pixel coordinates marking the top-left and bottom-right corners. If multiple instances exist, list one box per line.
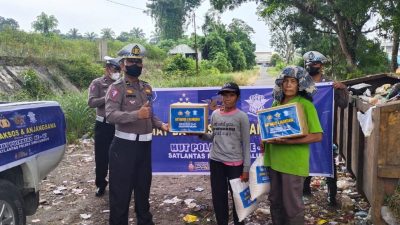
left=357, top=107, right=375, bottom=137
left=229, top=178, right=258, bottom=222
left=249, top=156, right=270, bottom=200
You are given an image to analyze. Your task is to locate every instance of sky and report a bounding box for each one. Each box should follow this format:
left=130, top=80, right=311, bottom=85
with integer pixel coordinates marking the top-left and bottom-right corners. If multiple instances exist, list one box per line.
left=0, top=0, right=272, bottom=52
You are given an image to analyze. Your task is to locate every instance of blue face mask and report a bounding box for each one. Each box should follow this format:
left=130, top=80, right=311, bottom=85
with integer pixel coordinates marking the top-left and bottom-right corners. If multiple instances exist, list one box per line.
left=125, top=64, right=142, bottom=77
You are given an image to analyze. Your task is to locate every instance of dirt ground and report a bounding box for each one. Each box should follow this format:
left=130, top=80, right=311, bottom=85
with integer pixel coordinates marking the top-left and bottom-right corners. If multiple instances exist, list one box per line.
left=27, top=139, right=371, bottom=225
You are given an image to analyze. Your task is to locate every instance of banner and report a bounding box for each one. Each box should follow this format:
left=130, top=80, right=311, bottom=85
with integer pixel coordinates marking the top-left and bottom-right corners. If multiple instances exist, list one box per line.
left=0, top=102, right=67, bottom=172
left=152, top=83, right=334, bottom=177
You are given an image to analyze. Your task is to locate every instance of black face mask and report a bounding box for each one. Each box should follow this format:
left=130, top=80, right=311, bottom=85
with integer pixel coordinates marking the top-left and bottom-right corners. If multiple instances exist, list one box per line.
left=125, top=64, right=142, bottom=77
left=307, top=66, right=320, bottom=76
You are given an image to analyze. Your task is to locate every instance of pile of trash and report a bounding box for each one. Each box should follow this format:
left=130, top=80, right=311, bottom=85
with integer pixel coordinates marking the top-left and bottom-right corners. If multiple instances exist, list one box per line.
left=349, top=82, right=400, bottom=105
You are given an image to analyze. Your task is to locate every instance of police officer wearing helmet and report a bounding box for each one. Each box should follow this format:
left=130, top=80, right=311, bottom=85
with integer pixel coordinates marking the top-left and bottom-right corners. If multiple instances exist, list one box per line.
left=88, top=56, right=121, bottom=197
left=302, top=51, right=348, bottom=206
left=105, top=43, right=168, bottom=225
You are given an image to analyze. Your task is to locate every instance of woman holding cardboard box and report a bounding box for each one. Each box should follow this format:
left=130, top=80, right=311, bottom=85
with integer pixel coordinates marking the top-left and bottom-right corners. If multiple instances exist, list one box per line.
left=198, top=82, right=251, bottom=225
left=263, top=66, right=323, bottom=225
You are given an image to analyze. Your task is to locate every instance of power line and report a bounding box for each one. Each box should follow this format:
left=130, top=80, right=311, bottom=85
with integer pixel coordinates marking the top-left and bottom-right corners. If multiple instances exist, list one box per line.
left=105, top=0, right=146, bottom=12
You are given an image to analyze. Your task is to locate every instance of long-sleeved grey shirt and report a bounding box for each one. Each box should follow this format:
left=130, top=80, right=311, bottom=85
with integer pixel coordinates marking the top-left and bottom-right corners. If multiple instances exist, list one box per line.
left=88, top=75, right=115, bottom=117
left=200, top=108, right=251, bottom=172
left=105, top=77, right=163, bottom=134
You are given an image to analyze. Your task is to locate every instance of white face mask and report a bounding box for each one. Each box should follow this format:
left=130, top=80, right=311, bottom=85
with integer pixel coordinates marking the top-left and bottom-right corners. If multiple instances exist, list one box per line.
left=110, top=72, right=120, bottom=80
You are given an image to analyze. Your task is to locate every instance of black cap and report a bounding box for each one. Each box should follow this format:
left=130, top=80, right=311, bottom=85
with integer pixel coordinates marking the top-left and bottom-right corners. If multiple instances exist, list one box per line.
left=218, top=82, right=240, bottom=95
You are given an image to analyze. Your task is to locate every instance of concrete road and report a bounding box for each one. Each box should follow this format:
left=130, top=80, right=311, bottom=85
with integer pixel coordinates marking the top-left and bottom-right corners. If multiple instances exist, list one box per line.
left=252, top=65, right=276, bottom=86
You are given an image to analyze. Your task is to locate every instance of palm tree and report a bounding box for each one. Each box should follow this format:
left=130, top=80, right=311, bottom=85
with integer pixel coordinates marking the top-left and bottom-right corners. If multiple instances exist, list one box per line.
left=84, top=32, right=98, bottom=41
left=130, top=27, right=146, bottom=39
left=31, top=12, right=58, bottom=34
left=67, top=28, right=81, bottom=39
left=117, top=32, right=130, bottom=42
left=101, top=28, right=115, bottom=40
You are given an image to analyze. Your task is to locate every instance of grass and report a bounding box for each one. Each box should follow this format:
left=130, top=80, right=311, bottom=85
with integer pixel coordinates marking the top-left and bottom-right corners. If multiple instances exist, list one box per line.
left=51, top=92, right=95, bottom=144
left=141, top=66, right=260, bottom=88
left=266, top=66, right=281, bottom=77
left=387, top=184, right=400, bottom=221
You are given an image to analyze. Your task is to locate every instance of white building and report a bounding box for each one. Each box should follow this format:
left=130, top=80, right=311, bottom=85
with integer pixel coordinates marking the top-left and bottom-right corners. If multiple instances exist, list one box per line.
left=255, top=51, right=273, bottom=65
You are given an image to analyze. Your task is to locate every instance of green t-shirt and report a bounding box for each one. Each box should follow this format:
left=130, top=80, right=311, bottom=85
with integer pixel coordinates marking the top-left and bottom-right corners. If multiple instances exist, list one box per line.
left=263, top=96, right=323, bottom=177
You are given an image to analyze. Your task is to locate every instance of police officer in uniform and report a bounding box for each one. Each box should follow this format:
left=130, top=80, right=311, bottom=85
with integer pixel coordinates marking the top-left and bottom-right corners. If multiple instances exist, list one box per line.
left=302, top=51, right=348, bottom=206
left=105, top=43, right=168, bottom=225
left=88, top=56, right=121, bottom=197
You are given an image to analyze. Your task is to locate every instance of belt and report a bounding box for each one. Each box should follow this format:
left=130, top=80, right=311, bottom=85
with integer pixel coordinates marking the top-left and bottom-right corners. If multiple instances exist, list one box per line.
left=96, top=115, right=109, bottom=123
left=115, top=130, right=152, bottom=142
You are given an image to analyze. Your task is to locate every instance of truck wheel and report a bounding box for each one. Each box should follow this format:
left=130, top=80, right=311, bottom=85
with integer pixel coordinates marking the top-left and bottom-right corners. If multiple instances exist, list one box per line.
left=0, top=180, right=26, bottom=225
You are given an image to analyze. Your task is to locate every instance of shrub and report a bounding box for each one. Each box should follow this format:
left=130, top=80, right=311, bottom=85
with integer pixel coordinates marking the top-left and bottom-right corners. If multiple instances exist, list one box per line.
left=212, top=52, right=233, bottom=73
left=270, top=53, right=284, bottom=67
left=52, top=91, right=95, bottom=143
left=276, top=61, right=287, bottom=70
left=21, top=69, right=52, bottom=98
left=144, top=44, right=167, bottom=61
left=56, top=56, right=103, bottom=89
left=163, top=54, right=195, bottom=75
left=387, top=184, right=400, bottom=221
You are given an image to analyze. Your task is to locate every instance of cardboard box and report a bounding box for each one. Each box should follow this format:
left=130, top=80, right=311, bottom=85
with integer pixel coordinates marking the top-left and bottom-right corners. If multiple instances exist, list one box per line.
left=257, top=102, right=308, bottom=141
left=169, top=103, right=208, bottom=133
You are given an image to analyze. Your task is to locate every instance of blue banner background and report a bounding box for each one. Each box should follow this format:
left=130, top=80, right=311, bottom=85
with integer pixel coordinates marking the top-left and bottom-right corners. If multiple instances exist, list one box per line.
left=0, top=104, right=66, bottom=169
left=152, top=84, right=334, bottom=177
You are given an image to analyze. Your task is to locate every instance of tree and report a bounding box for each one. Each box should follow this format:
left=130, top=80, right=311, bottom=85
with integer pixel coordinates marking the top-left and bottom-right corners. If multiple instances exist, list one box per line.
left=66, top=28, right=82, bottom=39
left=84, top=32, right=98, bottom=41
left=146, top=0, right=202, bottom=40
left=101, top=28, right=115, bottom=40
left=258, top=8, right=296, bottom=64
left=212, top=52, right=233, bottom=72
left=130, top=27, right=146, bottom=39
left=201, top=32, right=228, bottom=60
left=0, top=16, right=19, bottom=31
left=377, top=0, right=400, bottom=72
left=32, top=12, right=58, bottom=34
left=199, top=15, right=256, bottom=71
left=213, top=0, right=379, bottom=71
left=117, top=32, right=131, bottom=42
left=228, top=41, right=247, bottom=71
left=228, top=19, right=256, bottom=69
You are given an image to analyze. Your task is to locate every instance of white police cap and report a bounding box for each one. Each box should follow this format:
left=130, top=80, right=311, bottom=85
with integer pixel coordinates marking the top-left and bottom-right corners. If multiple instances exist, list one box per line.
left=303, top=51, right=328, bottom=65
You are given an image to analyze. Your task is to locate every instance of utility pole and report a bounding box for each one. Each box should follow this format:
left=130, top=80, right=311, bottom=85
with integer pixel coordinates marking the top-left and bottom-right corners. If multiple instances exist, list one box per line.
left=193, top=12, right=199, bottom=76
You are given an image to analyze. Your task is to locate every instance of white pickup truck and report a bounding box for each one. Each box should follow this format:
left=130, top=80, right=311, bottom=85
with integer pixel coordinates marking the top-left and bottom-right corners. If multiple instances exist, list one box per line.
left=0, top=101, right=66, bottom=225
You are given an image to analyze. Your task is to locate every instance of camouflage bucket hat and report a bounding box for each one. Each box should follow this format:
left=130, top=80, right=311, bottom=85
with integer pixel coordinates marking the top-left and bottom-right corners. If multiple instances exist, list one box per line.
left=273, top=65, right=317, bottom=102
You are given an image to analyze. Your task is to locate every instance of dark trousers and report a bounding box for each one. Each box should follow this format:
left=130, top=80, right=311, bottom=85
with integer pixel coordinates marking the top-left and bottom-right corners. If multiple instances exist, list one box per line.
left=94, top=121, right=115, bottom=188
left=269, top=168, right=305, bottom=225
left=109, top=137, right=154, bottom=225
left=303, top=159, right=337, bottom=199
left=209, top=159, right=244, bottom=225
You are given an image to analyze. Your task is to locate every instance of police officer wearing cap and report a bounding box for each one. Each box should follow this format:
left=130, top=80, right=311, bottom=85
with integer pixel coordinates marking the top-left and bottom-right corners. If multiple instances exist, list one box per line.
left=105, top=43, right=168, bottom=225
left=302, top=51, right=349, bottom=206
left=88, top=56, right=121, bottom=197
